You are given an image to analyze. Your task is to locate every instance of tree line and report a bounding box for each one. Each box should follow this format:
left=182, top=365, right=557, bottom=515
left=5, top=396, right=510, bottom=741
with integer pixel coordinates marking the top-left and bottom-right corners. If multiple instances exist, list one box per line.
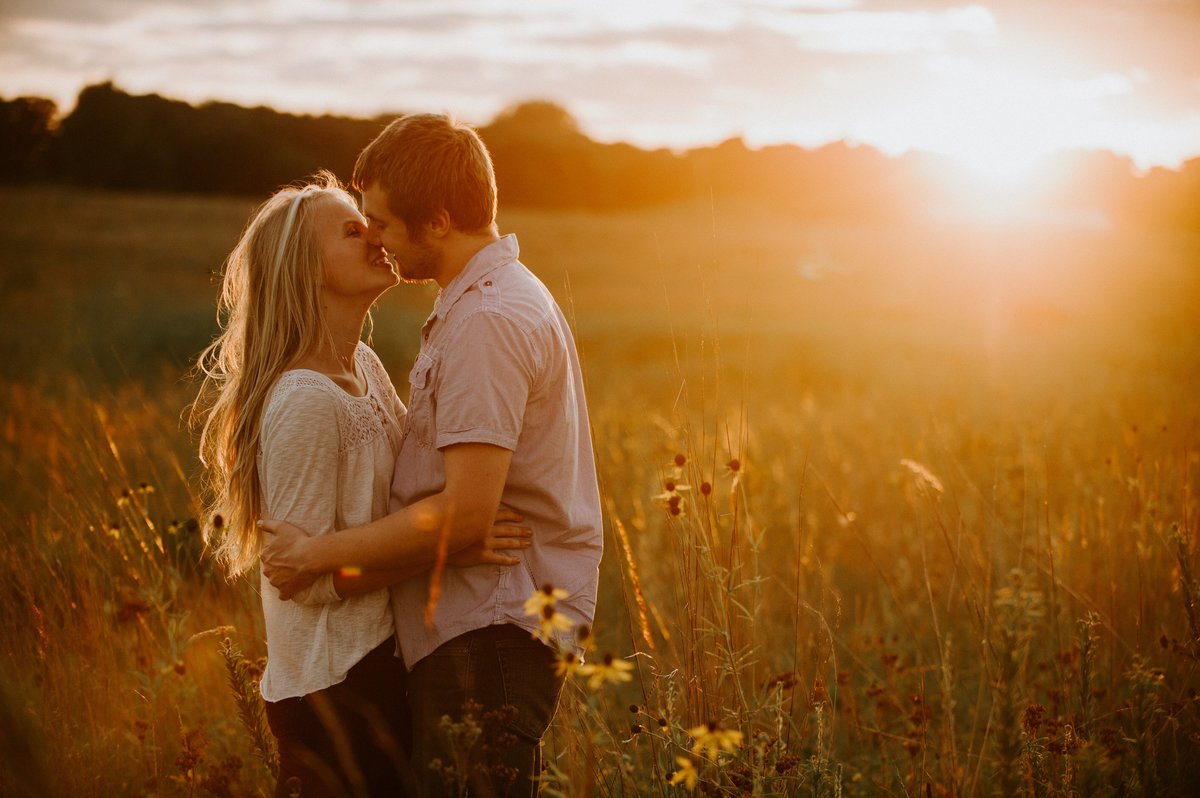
left=2, top=82, right=1197, bottom=229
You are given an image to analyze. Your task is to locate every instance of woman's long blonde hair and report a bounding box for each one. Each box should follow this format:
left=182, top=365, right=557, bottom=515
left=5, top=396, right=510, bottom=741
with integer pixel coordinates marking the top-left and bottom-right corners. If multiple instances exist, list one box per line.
left=193, top=170, right=357, bottom=575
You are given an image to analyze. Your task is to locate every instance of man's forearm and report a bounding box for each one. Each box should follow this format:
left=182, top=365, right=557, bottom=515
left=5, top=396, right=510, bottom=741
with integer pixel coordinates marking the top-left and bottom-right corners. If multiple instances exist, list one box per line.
left=305, top=492, right=494, bottom=575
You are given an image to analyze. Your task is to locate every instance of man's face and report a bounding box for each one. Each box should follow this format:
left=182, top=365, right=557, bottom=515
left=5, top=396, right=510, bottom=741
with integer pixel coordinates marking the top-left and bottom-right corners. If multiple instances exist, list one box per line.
left=361, top=183, right=442, bottom=284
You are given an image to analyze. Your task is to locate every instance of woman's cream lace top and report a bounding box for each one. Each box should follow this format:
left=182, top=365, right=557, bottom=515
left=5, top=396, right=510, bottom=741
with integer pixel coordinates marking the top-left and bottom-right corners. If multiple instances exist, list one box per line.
left=256, top=342, right=406, bottom=702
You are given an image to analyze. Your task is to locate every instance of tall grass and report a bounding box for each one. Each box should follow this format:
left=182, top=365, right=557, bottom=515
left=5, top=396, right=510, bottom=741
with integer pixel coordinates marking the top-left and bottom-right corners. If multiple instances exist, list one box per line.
left=1, top=186, right=1197, bottom=795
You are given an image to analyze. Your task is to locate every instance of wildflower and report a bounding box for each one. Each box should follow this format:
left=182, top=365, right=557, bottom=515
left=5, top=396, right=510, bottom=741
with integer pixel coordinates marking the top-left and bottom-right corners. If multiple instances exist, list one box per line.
left=689, top=721, right=743, bottom=759
left=583, top=653, right=634, bottom=690
left=136, top=482, right=155, bottom=495
left=553, top=651, right=587, bottom=678
left=117, top=489, right=133, bottom=508
left=524, top=584, right=568, bottom=617
left=726, top=458, right=741, bottom=474
left=575, top=623, right=595, bottom=653
left=674, top=453, right=687, bottom=467
left=654, top=478, right=691, bottom=515
left=533, top=604, right=574, bottom=644
left=699, top=481, right=712, bottom=496
left=669, top=757, right=698, bottom=790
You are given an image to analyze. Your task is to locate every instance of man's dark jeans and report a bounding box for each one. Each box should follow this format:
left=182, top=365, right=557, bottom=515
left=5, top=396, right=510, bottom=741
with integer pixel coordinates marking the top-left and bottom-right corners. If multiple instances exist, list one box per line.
left=408, top=624, right=564, bottom=797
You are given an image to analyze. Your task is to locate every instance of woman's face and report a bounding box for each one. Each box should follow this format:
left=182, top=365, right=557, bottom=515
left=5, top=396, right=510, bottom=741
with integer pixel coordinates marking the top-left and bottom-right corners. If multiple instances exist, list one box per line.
left=314, top=194, right=398, bottom=306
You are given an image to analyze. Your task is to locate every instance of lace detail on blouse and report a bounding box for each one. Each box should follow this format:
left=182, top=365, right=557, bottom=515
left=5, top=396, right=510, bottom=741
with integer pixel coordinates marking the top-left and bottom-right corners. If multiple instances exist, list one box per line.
left=266, top=345, right=401, bottom=454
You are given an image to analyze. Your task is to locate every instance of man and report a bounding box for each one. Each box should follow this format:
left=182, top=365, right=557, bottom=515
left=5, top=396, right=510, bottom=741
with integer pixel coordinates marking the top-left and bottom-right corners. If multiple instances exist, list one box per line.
left=260, top=113, right=604, bottom=796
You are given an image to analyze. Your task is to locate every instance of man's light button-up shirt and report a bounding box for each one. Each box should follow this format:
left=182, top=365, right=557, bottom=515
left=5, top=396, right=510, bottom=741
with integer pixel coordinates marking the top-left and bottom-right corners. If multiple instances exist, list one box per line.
left=388, top=234, right=603, bottom=668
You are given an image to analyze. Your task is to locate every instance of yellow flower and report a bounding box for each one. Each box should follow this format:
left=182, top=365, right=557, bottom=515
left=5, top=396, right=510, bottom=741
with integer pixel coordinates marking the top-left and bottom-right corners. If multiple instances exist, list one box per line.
left=575, top=623, right=595, bottom=653
left=582, top=653, right=634, bottom=691
left=668, top=757, right=698, bottom=790
left=524, top=584, right=569, bottom=617
left=553, top=651, right=586, bottom=678
left=533, top=604, right=574, bottom=644
left=688, top=721, right=743, bottom=759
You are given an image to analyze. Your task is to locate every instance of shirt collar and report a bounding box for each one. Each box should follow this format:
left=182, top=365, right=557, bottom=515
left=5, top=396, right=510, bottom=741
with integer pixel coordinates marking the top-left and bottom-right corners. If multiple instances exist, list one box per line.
left=429, top=234, right=520, bottom=324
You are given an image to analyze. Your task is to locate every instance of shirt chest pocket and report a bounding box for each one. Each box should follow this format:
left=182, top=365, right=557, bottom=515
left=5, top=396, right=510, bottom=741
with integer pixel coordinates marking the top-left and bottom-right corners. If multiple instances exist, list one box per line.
left=406, top=352, right=437, bottom=448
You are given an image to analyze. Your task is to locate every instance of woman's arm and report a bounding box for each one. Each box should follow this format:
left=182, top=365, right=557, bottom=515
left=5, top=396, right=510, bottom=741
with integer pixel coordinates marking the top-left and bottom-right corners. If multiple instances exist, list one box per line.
left=260, top=384, right=388, bottom=603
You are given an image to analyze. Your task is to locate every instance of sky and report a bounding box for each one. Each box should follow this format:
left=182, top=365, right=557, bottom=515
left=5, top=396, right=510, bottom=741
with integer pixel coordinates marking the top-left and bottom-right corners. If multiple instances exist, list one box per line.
left=2, top=0, right=1199, bottom=182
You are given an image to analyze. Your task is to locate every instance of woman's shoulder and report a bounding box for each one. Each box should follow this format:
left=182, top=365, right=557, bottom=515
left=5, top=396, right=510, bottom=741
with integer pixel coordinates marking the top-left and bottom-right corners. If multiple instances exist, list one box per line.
left=264, top=370, right=343, bottom=421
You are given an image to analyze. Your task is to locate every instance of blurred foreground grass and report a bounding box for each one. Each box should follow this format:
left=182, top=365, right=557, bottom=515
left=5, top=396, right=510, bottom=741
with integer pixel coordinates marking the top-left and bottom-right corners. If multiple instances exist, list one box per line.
left=0, top=186, right=1198, bottom=795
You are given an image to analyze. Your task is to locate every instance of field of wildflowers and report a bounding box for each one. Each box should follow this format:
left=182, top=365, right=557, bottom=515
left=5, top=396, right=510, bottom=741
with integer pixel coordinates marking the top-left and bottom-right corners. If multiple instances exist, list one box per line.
left=1, top=186, right=1197, bottom=796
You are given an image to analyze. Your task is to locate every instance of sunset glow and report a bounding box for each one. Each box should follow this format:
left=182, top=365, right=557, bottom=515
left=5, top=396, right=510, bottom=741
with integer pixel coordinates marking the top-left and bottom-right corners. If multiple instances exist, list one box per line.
left=1, top=0, right=1197, bottom=179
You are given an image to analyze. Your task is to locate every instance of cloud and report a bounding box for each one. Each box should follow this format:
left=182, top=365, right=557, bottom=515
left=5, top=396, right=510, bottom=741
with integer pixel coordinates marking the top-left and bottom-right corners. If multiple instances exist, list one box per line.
left=0, top=0, right=1196, bottom=168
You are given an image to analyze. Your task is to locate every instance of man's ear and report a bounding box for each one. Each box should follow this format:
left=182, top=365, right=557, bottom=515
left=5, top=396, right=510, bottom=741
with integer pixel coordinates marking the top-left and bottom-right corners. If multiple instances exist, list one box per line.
left=426, top=209, right=452, bottom=238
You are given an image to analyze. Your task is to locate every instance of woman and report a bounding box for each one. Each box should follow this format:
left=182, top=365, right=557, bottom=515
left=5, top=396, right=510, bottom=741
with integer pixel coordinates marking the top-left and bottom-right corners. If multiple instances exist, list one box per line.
left=193, top=171, right=529, bottom=797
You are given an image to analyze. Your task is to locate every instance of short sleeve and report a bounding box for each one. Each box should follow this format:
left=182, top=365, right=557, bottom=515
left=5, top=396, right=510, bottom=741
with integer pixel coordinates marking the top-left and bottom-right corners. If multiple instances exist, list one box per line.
left=434, top=311, right=541, bottom=451
left=259, top=382, right=343, bottom=605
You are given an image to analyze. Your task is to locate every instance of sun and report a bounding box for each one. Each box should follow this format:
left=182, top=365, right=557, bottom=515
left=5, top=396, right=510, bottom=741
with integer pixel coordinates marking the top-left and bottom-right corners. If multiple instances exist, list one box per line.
left=915, top=64, right=1060, bottom=185
left=889, top=53, right=1087, bottom=218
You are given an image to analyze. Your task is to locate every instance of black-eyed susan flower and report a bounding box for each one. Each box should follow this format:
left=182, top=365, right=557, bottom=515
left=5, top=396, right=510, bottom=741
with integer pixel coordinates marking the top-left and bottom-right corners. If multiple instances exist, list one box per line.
left=582, top=653, right=634, bottom=690
left=553, top=650, right=587, bottom=678
left=668, top=756, right=698, bottom=790
left=533, top=604, right=574, bottom=644
left=117, top=489, right=133, bottom=508
left=654, top=477, right=691, bottom=515
left=524, top=584, right=569, bottom=618
left=575, top=623, right=595, bottom=653
left=689, top=721, right=744, bottom=759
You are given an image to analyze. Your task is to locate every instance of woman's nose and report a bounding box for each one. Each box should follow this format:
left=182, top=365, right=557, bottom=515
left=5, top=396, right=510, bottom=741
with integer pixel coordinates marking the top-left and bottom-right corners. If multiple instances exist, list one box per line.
left=365, top=225, right=383, bottom=246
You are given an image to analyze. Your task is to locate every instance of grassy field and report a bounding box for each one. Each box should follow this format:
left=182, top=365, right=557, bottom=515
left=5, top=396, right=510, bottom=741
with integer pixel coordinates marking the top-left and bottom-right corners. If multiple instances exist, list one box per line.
left=0, top=184, right=1198, bottom=796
